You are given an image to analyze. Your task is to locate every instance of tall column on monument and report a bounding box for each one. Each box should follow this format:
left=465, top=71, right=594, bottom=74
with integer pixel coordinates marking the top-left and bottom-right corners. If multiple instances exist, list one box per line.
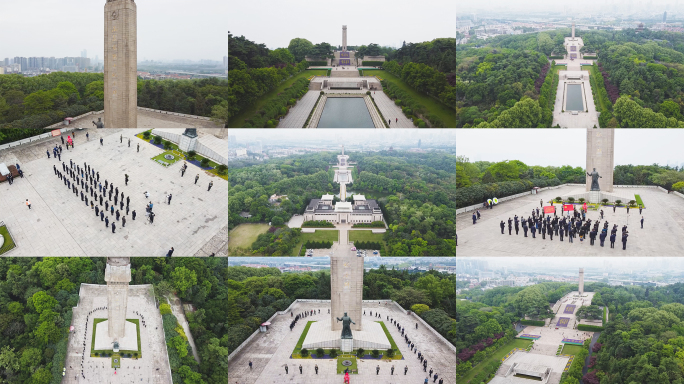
left=104, top=0, right=137, bottom=128
left=572, top=22, right=575, bottom=38
left=342, top=25, right=347, bottom=51
left=330, top=256, right=363, bottom=331
left=105, top=257, right=131, bottom=341
left=578, top=268, right=584, bottom=295
left=586, top=129, right=614, bottom=192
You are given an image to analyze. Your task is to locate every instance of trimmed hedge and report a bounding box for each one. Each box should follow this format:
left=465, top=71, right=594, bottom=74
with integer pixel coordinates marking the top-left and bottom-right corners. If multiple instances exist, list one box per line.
left=353, top=241, right=382, bottom=250
left=583, top=56, right=598, bottom=59
left=548, top=56, right=564, bottom=59
left=351, top=221, right=385, bottom=228
left=561, top=343, right=589, bottom=383
left=590, top=63, right=614, bottom=127
left=456, top=178, right=562, bottom=208
left=577, top=324, right=604, bottom=332
left=304, top=240, right=333, bottom=249
left=302, top=220, right=335, bottom=228
left=362, top=61, right=384, bottom=66
left=520, top=319, right=546, bottom=326
left=307, top=61, right=328, bottom=66
left=244, top=78, right=310, bottom=128
left=382, top=80, right=445, bottom=127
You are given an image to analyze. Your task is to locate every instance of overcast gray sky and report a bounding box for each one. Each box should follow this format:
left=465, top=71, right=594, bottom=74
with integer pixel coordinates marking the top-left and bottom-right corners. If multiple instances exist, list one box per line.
left=456, top=129, right=684, bottom=167
left=0, top=0, right=226, bottom=61
left=459, top=0, right=680, bottom=14
left=228, top=0, right=455, bottom=50
left=230, top=129, right=455, bottom=146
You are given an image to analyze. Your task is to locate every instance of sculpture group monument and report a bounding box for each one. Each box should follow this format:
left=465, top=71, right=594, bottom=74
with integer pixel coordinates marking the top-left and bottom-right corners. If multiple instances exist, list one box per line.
left=104, top=0, right=137, bottom=128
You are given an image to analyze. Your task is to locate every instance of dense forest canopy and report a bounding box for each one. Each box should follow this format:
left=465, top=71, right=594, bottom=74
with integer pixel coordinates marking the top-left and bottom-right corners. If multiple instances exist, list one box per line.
left=457, top=27, right=684, bottom=127
left=227, top=265, right=455, bottom=357
left=456, top=156, right=684, bottom=207
left=229, top=151, right=456, bottom=256
left=0, top=258, right=228, bottom=384
left=458, top=281, right=684, bottom=384
left=0, top=73, right=228, bottom=128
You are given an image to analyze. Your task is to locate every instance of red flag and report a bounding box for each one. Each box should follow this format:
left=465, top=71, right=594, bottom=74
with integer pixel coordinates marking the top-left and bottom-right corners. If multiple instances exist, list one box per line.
left=543, top=206, right=555, bottom=214
left=563, top=204, right=573, bottom=211
left=583, top=202, right=587, bottom=211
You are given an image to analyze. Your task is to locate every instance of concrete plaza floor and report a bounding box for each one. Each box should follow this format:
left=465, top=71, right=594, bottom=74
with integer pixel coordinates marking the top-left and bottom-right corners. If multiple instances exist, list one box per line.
left=63, top=284, right=171, bottom=384
left=456, top=186, right=684, bottom=256
left=0, top=128, right=227, bottom=256
left=228, top=301, right=456, bottom=384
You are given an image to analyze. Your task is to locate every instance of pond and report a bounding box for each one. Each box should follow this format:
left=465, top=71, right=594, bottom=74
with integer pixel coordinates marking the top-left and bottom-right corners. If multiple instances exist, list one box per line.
left=566, top=84, right=584, bottom=111
left=317, top=98, right=374, bottom=128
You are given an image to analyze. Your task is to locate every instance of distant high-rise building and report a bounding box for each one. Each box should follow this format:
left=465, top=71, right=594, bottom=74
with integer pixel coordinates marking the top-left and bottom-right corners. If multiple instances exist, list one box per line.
left=81, top=49, right=87, bottom=58
left=223, top=56, right=228, bottom=68
left=472, top=13, right=477, bottom=22
left=664, top=11, right=668, bottom=21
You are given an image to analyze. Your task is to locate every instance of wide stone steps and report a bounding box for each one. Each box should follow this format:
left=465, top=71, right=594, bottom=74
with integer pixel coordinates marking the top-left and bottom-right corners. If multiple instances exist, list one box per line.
left=331, top=71, right=360, bottom=78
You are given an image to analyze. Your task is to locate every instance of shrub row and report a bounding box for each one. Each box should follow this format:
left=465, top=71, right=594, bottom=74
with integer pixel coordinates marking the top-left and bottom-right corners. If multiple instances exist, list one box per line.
left=382, top=80, right=444, bottom=127
left=351, top=221, right=385, bottom=228
left=561, top=343, right=589, bottom=383
left=308, top=61, right=328, bottom=66
left=583, top=56, right=598, bottom=59
left=362, top=61, right=384, bottom=66
left=353, top=241, right=383, bottom=250
left=520, top=319, right=546, bottom=326
left=302, top=220, right=335, bottom=228
left=456, top=178, right=562, bottom=208
left=467, top=360, right=502, bottom=384
left=589, top=63, right=614, bottom=127
left=577, top=324, right=604, bottom=332
left=243, top=77, right=310, bottom=128
left=548, top=56, right=564, bottom=59
left=537, top=64, right=557, bottom=127
left=304, top=240, right=333, bottom=249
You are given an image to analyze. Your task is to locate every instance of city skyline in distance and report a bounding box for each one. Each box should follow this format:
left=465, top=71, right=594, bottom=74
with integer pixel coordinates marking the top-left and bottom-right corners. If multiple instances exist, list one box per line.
left=0, top=0, right=226, bottom=61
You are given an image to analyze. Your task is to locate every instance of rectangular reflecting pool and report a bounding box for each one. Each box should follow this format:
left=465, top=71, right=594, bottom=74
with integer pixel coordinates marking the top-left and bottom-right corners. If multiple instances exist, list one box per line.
left=566, top=84, right=584, bottom=111
left=317, top=97, right=374, bottom=128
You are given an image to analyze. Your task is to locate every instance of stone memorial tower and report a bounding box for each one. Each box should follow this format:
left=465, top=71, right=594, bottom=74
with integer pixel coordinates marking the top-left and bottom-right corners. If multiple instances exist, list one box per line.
left=330, top=256, right=363, bottom=333
left=104, top=0, right=137, bottom=128
left=578, top=268, right=585, bottom=295
left=342, top=25, right=347, bottom=51
left=586, top=129, right=614, bottom=193
left=105, top=257, right=131, bottom=341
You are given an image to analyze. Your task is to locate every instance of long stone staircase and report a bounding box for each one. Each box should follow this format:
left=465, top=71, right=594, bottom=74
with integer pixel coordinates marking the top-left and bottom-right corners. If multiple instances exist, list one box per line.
left=309, top=82, right=322, bottom=90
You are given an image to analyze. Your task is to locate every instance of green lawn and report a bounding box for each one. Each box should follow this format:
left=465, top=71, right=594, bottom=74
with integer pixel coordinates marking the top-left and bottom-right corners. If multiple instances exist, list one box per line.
left=228, top=69, right=329, bottom=128
left=91, top=318, right=142, bottom=358
left=337, top=356, right=358, bottom=374
left=376, top=321, right=402, bottom=359
left=348, top=230, right=385, bottom=255
left=0, top=225, right=16, bottom=255
left=362, top=69, right=456, bottom=127
left=292, top=321, right=315, bottom=357
left=151, top=151, right=182, bottom=167
left=459, top=338, right=532, bottom=383
left=296, top=230, right=340, bottom=256
left=561, top=344, right=583, bottom=356
left=228, top=223, right=271, bottom=255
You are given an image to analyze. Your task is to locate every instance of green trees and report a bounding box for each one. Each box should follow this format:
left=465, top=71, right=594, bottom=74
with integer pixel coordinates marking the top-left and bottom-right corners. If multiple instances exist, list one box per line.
left=288, top=38, right=314, bottom=62
left=171, top=267, right=198, bottom=298
left=475, top=97, right=543, bottom=128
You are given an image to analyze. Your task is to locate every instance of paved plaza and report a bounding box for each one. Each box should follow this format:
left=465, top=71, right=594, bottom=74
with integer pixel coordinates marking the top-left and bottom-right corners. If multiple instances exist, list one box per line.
left=456, top=186, right=684, bottom=256
left=228, top=301, right=456, bottom=384
left=63, top=284, right=172, bottom=384
left=489, top=352, right=569, bottom=384
left=0, top=128, right=227, bottom=256
left=552, top=71, right=599, bottom=128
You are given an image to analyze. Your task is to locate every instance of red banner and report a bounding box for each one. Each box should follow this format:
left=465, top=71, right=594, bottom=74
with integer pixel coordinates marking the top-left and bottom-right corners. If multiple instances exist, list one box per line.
left=563, top=204, right=573, bottom=211
left=51, top=129, right=61, bottom=136
left=583, top=203, right=587, bottom=211
left=543, top=206, right=555, bottom=214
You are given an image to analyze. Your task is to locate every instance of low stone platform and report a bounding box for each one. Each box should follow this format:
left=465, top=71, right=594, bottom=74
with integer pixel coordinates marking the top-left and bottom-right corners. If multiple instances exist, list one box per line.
left=302, top=318, right=390, bottom=350
left=94, top=320, right=138, bottom=351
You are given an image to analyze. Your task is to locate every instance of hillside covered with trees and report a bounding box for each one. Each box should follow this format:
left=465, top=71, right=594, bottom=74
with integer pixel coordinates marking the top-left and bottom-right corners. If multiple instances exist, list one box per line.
left=227, top=265, right=455, bottom=357
left=229, top=151, right=456, bottom=256
left=457, top=28, right=684, bottom=127
left=456, top=156, right=684, bottom=208
left=0, top=73, right=228, bottom=128
left=0, top=258, right=228, bottom=384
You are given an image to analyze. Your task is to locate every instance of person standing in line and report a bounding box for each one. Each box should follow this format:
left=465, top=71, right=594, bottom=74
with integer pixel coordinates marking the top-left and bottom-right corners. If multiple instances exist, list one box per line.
left=46, top=150, right=51, bottom=159
left=61, top=136, right=65, bottom=145
left=404, top=365, right=408, bottom=375
left=100, top=137, right=103, bottom=146
left=110, top=206, right=114, bottom=216
left=167, top=194, right=172, bottom=205
left=128, top=138, right=131, bottom=147
left=208, top=181, right=213, bottom=191
left=622, top=232, right=628, bottom=250
left=86, top=132, right=89, bottom=141
left=100, top=211, right=105, bottom=221
left=194, top=174, right=199, bottom=184
left=120, top=201, right=124, bottom=211
left=111, top=222, right=116, bottom=233
left=120, top=134, right=123, bottom=143
left=25, top=199, right=31, bottom=209
left=132, top=210, right=136, bottom=220
left=116, top=210, right=120, bottom=221
left=641, top=216, right=644, bottom=228
left=105, top=216, right=109, bottom=228
left=125, top=174, right=129, bottom=186
left=137, top=143, right=140, bottom=152
left=167, top=247, right=174, bottom=257
left=610, top=232, right=616, bottom=248
left=122, top=216, right=126, bottom=228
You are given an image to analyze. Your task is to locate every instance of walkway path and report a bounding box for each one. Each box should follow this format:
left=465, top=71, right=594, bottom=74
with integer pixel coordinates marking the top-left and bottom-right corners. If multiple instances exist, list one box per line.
left=278, top=91, right=320, bottom=128
left=168, top=295, right=200, bottom=364
left=372, top=91, right=417, bottom=128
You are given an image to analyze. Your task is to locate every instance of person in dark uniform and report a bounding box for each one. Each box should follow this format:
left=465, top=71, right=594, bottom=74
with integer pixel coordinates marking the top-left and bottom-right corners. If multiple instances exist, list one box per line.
left=106, top=201, right=109, bottom=211
left=100, top=195, right=103, bottom=206
left=122, top=216, right=126, bottom=228
left=126, top=196, right=130, bottom=206
left=111, top=222, right=116, bottom=233
left=110, top=206, right=114, bottom=215
left=195, top=174, right=199, bottom=184
left=622, top=233, right=628, bottom=250
left=376, top=365, right=380, bottom=375
left=208, top=181, right=213, bottom=191
left=500, top=220, right=505, bottom=234
left=531, top=224, right=536, bottom=238
left=315, top=364, right=318, bottom=374
left=514, top=218, right=519, bottom=235
left=80, top=191, right=84, bottom=201
left=639, top=206, right=643, bottom=214
left=548, top=224, right=553, bottom=240
left=137, top=143, right=140, bottom=152
left=285, top=366, right=288, bottom=374
left=507, top=218, right=512, bottom=235
left=559, top=225, right=564, bottom=241
left=96, top=206, right=100, bottom=216
left=610, top=232, right=616, bottom=248
left=120, top=201, right=124, bottom=211
left=641, top=216, right=644, bottom=228
left=613, top=205, right=616, bottom=213
left=132, top=210, right=137, bottom=220
left=116, top=210, right=120, bottom=221
left=100, top=210, right=105, bottom=221
left=105, top=217, right=109, bottom=228
left=522, top=221, right=528, bottom=237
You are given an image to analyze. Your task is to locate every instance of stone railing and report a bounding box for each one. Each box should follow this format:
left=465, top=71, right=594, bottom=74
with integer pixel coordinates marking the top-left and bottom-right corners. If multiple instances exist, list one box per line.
left=227, top=299, right=455, bottom=362
left=0, top=128, right=79, bottom=150
left=674, top=191, right=684, bottom=200
left=138, top=107, right=213, bottom=121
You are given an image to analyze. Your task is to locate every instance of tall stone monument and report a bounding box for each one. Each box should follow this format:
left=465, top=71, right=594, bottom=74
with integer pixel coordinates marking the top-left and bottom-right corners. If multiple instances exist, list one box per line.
left=178, top=128, right=199, bottom=152
left=105, top=257, right=132, bottom=343
left=104, top=0, right=137, bottom=128
left=578, top=268, right=584, bottom=295
left=330, top=255, right=363, bottom=352
left=342, top=25, right=347, bottom=51
left=586, top=129, right=614, bottom=193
